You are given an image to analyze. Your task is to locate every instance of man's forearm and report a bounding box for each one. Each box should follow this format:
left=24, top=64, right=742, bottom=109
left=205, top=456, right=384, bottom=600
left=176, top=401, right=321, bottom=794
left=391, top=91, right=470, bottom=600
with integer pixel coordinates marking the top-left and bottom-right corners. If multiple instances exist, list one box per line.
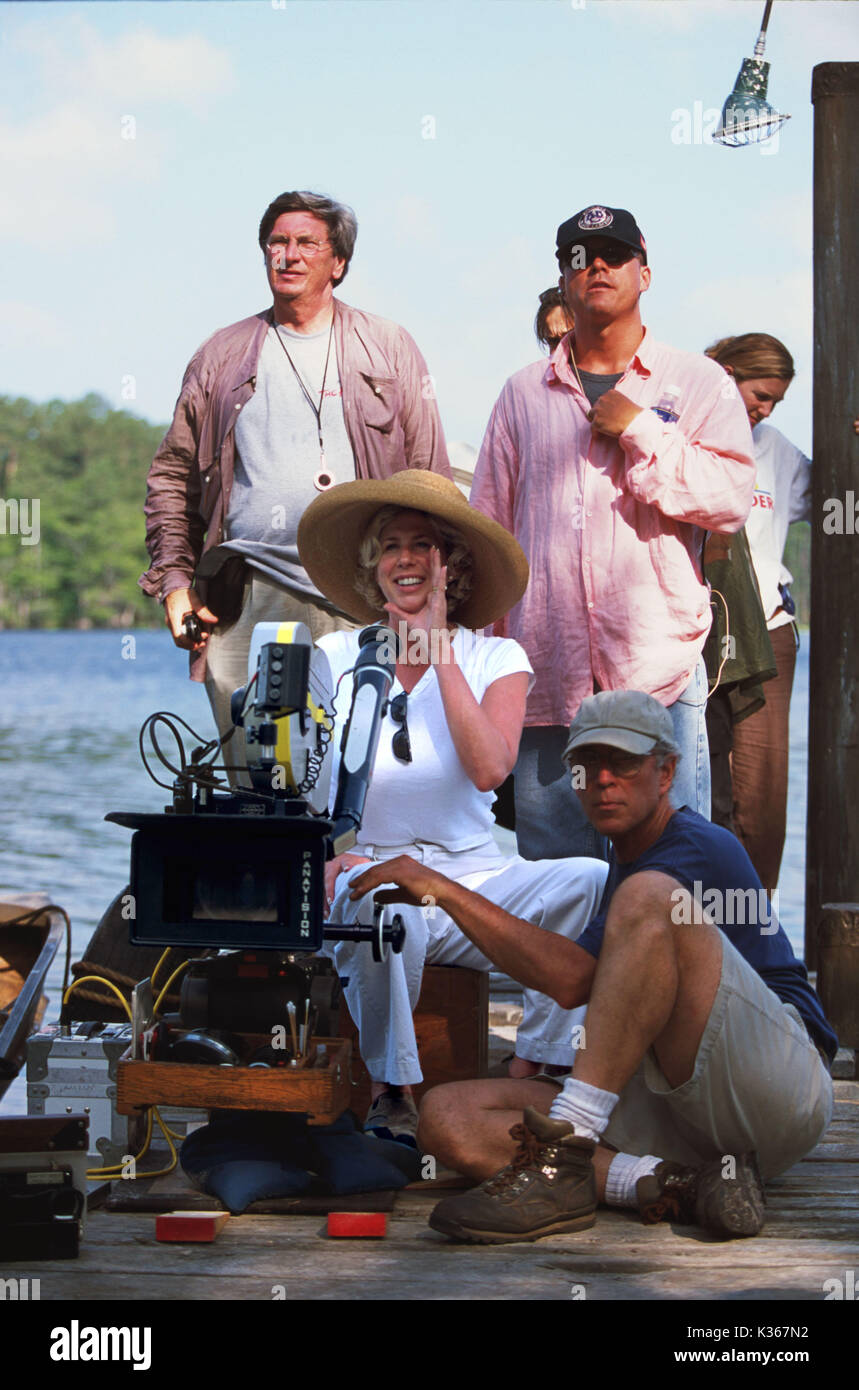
left=424, top=871, right=593, bottom=1010
left=619, top=405, right=756, bottom=530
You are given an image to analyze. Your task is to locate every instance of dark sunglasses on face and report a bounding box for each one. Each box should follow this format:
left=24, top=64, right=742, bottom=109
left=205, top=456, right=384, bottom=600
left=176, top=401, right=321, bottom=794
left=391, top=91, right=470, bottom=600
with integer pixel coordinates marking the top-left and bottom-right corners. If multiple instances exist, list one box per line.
left=565, top=242, right=639, bottom=270
left=573, top=750, right=649, bottom=780
left=390, top=692, right=412, bottom=763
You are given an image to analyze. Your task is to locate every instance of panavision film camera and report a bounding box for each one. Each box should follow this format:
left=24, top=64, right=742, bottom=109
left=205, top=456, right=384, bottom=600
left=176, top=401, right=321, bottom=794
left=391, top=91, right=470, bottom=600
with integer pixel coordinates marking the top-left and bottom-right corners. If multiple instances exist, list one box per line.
left=105, top=622, right=405, bottom=1063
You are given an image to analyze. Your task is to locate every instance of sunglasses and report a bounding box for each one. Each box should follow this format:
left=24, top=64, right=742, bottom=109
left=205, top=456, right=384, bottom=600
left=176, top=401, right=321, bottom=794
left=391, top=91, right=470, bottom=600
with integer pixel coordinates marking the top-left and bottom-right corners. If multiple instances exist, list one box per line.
left=573, top=750, right=649, bottom=780
left=564, top=242, right=639, bottom=270
left=390, top=692, right=412, bottom=763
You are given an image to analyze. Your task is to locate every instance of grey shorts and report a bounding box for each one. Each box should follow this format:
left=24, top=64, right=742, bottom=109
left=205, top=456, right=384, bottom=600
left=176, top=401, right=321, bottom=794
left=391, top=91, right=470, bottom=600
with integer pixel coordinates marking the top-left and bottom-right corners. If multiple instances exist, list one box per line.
left=547, top=936, right=833, bottom=1179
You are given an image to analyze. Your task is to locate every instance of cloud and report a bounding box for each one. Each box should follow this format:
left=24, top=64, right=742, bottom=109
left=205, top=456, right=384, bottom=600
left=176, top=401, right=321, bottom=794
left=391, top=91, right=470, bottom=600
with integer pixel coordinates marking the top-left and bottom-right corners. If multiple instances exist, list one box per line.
left=0, top=19, right=234, bottom=248
left=390, top=196, right=442, bottom=249
left=680, top=268, right=812, bottom=365
left=750, top=193, right=812, bottom=259
left=0, top=302, right=69, bottom=352
left=0, top=102, right=159, bottom=248
left=596, top=0, right=859, bottom=59
left=457, top=234, right=544, bottom=297
left=596, top=1, right=740, bottom=35
left=13, top=17, right=233, bottom=112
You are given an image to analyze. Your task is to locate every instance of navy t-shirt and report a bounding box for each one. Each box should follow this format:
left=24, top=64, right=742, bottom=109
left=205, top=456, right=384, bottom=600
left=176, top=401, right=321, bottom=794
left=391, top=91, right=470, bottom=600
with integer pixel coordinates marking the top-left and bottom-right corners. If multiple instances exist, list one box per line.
left=576, top=808, right=837, bottom=1061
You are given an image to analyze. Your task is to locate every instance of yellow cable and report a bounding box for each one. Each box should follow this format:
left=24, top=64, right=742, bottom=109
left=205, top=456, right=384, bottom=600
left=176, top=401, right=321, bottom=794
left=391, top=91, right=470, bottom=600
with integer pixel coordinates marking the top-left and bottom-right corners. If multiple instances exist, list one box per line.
left=61, top=971, right=182, bottom=1180
left=307, top=693, right=334, bottom=731
left=134, top=1107, right=178, bottom=1178
left=86, top=1105, right=179, bottom=1180
left=153, top=960, right=190, bottom=1015
left=150, top=948, right=172, bottom=991
left=86, top=1106, right=153, bottom=1178
left=63, top=975, right=133, bottom=1022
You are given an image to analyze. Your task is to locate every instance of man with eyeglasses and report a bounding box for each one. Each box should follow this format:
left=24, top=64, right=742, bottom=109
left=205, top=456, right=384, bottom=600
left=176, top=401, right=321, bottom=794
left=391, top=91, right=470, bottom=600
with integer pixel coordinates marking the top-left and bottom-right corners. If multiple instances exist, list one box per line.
left=470, top=204, right=756, bottom=862
left=141, top=190, right=450, bottom=756
left=346, top=689, right=836, bottom=1242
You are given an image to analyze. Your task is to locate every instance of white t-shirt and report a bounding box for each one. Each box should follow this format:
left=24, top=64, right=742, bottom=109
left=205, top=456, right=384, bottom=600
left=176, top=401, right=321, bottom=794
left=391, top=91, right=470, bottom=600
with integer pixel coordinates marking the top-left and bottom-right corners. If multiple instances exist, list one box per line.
left=746, top=423, right=811, bottom=629
left=225, top=324, right=355, bottom=596
left=317, top=627, right=534, bottom=853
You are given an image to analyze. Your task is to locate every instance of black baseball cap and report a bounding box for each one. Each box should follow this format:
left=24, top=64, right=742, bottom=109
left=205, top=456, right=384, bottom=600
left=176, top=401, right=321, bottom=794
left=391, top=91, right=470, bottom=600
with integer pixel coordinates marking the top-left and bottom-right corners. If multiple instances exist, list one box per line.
left=556, top=205, right=647, bottom=266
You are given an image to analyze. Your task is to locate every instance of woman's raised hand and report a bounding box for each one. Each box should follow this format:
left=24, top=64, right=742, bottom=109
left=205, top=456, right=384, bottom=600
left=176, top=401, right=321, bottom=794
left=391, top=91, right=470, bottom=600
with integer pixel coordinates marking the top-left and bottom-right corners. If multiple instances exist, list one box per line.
left=383, top=546, right=449, bottom=656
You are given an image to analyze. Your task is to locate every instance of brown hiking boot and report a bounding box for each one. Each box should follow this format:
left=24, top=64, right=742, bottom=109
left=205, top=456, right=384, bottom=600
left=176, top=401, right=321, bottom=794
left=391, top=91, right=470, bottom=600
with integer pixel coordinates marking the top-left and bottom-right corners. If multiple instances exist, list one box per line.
left=428, top=1107, right=597, bottom=1244
left=637, top=1151, right=766, bottom=1238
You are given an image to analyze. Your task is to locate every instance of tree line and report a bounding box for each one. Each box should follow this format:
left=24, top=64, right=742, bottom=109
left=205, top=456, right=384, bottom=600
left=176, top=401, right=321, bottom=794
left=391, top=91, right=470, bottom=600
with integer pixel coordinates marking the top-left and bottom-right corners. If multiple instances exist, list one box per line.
left=0, top=394, right=164, bottom=629
left=0, top=393, right=810, bottom=630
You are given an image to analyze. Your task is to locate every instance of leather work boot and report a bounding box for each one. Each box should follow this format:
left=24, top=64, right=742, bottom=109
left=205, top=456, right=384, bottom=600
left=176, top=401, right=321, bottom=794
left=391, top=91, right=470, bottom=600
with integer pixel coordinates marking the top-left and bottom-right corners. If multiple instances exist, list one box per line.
left=428, top=1107, right=597, bottom=1244
left=637, top=1151, right=766, bottom=1238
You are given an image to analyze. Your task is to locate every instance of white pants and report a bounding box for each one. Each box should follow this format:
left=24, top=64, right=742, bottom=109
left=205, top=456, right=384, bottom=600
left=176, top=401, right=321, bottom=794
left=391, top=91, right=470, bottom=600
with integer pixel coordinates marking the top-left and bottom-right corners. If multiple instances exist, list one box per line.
left=324, top=840, right=608, bottom=1086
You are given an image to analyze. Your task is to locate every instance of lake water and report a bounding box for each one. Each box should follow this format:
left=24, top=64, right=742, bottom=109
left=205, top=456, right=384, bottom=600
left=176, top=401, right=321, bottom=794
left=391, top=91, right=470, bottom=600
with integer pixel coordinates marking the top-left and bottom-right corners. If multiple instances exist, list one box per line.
left=0, top=628, right=811, bottom=1111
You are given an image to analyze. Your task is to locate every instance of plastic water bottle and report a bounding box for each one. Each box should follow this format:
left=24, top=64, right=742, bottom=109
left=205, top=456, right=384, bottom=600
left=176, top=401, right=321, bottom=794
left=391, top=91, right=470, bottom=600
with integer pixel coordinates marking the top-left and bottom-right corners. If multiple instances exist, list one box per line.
left=652, top=386, right=681, bottom=423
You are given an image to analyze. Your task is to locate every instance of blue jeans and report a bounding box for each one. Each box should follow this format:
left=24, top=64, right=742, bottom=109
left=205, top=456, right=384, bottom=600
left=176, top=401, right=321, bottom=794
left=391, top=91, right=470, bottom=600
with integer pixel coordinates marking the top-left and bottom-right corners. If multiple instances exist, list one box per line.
left=666, top=656, right=711, bottom=818
left=513, top=659, right=711, bottom=861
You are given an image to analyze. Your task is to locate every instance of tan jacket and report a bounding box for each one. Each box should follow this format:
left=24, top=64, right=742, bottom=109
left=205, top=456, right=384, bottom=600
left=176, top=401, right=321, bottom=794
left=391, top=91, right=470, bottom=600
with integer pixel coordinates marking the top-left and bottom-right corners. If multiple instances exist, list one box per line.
left=140, top=299, right=451, bottom=667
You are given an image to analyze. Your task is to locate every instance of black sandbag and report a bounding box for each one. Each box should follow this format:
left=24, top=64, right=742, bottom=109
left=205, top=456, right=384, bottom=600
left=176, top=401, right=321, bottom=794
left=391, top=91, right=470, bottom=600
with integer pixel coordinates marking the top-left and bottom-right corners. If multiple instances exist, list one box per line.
left=179, top=1107, right=420, bottom=1210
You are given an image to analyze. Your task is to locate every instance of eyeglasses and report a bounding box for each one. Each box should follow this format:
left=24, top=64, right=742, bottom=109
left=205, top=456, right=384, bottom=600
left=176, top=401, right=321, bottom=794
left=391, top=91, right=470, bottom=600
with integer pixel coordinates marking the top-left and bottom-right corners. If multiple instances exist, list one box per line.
left=390, top=692, right=412, bottom=763
left=571, top=750, right=649, bottom=781
left=265, top=236, right=332, bottom=261
left=563, top=242, right=639, bottom=271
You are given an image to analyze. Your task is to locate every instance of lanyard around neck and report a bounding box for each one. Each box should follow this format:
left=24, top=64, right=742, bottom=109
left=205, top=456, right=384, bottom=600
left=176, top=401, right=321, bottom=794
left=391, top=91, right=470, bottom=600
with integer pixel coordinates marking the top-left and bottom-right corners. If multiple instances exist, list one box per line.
left=272, top=316, right=336, bottom=488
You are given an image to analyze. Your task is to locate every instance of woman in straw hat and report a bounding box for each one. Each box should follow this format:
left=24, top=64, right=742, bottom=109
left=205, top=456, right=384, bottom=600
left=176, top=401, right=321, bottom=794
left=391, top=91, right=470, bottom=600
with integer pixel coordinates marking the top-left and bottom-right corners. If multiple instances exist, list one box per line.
left=298, top=470, right=607, bottom=1147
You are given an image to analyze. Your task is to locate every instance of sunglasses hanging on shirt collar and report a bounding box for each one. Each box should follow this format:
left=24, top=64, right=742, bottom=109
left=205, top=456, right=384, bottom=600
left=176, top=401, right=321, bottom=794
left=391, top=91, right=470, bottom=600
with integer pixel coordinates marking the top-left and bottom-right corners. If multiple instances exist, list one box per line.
left=389, top=692, right=412, bottom=763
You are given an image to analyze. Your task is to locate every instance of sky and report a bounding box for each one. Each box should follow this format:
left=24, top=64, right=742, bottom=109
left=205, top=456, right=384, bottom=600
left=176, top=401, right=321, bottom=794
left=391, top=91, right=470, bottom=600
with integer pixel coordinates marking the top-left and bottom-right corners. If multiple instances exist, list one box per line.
left=2, top=0, right=858, bottom=457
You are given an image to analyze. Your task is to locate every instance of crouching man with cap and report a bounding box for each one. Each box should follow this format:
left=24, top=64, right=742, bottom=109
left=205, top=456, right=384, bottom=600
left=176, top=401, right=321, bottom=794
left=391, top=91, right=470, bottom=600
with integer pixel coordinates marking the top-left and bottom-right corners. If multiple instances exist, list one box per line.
left=348, top=691, right=836, bottom=1241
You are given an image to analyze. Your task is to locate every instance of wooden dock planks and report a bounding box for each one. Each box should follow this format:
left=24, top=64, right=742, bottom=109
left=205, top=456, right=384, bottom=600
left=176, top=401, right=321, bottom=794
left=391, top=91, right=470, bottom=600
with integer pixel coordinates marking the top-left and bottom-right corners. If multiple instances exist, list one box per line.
left=6, top=1080, right=857, bottom=1302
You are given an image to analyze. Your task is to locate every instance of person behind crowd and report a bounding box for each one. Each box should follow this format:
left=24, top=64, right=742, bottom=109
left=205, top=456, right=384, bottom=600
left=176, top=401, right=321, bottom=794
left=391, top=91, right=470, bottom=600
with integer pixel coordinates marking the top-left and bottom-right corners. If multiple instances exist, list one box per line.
left=140, top=190, right=450, bottom=768
left=470, top=205, right=756, bottom=863
left=534, top=287, right=575, bottom=354
left=492, top=284, right=578, bottom=837
left=701, top=521, right=776, bottom=834
left=296, top=471, right=608, bottom=1148
left=702, top=334, right=808, bottom=892
left=347, top=690, right=835, bottom=1241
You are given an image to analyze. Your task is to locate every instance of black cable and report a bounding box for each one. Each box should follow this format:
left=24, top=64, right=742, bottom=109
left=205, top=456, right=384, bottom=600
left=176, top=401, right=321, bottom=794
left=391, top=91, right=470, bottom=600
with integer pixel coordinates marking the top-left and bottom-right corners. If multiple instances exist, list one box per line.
left=138, top=712, right=229, bottom=793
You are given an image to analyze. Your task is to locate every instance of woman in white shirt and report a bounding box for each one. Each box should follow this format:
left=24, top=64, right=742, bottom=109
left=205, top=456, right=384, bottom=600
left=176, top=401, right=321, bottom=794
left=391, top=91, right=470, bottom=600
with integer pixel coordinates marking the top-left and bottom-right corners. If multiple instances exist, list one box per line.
left=298, top=470, right=607, bottom=1146
left=705, top=334, right=809, bottom=892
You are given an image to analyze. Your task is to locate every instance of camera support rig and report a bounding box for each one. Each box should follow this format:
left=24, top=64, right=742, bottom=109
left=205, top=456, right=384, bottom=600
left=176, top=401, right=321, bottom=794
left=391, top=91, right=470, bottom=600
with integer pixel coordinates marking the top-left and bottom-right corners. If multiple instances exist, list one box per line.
left=105, top=623, right=406, bottom=1054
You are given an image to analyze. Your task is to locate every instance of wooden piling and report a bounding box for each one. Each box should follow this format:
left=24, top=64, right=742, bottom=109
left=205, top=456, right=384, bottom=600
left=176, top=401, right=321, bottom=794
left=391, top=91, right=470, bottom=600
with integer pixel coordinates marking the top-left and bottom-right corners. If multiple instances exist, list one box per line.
left=806, top=64, right=859, bottom=972
left=816, top=905, right=859, bottom=1049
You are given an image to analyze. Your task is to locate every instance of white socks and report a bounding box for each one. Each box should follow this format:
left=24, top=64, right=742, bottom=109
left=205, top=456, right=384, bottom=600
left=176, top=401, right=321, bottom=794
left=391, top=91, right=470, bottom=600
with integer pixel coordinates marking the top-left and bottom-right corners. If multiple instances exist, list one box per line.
left=549, top=1077, right=619, bottom=1143
left=604, top=1152, right=662, bottom=1208
left=548, top=1079, right=662, bottom=1209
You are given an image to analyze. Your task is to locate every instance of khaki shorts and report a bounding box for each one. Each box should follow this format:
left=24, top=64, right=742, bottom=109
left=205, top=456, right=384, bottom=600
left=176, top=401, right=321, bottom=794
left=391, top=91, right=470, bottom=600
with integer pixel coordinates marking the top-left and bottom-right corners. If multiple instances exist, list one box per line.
left=544, top=935, right=833, bottom=1179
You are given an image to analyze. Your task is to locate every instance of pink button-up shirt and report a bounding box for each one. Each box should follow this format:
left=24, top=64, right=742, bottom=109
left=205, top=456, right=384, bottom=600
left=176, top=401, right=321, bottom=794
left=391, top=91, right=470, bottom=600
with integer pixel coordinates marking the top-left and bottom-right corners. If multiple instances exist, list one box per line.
left=470, top=329, right=756, bottom=726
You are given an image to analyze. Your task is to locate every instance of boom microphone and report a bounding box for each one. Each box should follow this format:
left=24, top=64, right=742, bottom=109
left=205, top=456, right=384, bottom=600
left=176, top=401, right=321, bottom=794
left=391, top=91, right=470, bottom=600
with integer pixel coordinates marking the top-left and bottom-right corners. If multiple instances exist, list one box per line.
left=329, top=624, right=399, bottom=853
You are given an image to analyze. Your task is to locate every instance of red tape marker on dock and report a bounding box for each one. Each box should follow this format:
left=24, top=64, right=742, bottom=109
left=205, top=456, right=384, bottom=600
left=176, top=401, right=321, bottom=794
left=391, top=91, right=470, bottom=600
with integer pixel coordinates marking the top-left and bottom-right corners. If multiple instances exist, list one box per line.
left=156, top=1211, right=230, bottom=1243
left=327, top=1212, right=387, bottom=1238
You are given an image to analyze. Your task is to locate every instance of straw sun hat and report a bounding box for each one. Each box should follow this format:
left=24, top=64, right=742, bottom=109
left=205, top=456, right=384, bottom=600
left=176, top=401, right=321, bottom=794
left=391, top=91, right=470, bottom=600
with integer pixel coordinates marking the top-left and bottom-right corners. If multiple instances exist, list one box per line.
left=297, top=469, right=529, bottom=629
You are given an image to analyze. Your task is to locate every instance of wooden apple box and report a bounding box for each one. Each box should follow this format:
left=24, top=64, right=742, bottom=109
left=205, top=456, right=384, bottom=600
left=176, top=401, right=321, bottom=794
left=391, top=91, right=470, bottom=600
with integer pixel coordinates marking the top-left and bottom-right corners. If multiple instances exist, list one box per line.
left=115, top=1037, right=352, bottom=1126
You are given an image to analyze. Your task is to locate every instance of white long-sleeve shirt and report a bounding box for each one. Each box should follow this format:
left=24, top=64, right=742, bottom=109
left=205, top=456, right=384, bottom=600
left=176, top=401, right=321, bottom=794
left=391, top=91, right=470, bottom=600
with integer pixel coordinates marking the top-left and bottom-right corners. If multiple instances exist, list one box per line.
left=745, top=423, right=811, bottom=629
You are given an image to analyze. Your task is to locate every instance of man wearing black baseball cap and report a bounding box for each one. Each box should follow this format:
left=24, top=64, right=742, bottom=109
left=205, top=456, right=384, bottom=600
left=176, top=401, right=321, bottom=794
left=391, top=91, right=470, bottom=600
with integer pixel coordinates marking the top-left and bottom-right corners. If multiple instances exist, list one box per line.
left=470, top=203, right=756, bottom=871
left=555, top=204, right=648, bottom=267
